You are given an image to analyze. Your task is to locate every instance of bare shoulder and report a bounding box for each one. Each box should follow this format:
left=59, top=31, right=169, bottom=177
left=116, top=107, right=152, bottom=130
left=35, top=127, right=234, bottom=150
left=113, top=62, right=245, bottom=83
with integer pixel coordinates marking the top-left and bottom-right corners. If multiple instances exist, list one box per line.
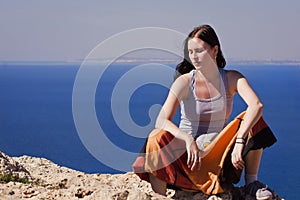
left=177, top=73, right=191, bottom=80
left=225, top=69, right=245, bottom=80
left=173, top=73, right=190, bottom=86
left=171, top=73, right=190, bottom=98
left=224, top=69, right=247, bottom=94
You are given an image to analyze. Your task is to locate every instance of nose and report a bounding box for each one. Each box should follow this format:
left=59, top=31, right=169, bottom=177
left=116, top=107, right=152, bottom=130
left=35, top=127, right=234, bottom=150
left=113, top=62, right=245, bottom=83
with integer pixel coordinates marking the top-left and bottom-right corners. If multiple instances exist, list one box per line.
left=192, top=52, right=198, bottom=60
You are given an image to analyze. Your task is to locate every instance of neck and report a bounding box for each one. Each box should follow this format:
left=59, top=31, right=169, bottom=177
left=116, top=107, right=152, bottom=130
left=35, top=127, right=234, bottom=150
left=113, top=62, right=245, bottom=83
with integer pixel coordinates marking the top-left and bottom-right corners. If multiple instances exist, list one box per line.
left=196, top=65, right=220, bottom=83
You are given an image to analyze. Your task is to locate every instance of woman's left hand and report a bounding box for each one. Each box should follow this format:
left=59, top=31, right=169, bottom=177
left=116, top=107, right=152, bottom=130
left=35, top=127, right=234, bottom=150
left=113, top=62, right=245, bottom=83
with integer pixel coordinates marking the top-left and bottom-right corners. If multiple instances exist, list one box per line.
left=231, top=143, right=245, bottom=170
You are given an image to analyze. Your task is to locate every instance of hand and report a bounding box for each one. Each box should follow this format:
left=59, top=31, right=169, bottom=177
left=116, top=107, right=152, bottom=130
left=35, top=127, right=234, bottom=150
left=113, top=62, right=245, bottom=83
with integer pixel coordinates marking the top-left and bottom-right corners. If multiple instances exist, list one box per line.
left=231, top=142, right=245, bottom=170
left=185, top=138, right=201, bottom=171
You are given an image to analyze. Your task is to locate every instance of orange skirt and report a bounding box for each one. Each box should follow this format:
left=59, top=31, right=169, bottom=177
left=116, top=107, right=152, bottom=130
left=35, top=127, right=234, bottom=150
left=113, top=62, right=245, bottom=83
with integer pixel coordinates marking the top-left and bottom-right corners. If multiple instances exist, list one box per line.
left=132, top=112, right=277, bottom=195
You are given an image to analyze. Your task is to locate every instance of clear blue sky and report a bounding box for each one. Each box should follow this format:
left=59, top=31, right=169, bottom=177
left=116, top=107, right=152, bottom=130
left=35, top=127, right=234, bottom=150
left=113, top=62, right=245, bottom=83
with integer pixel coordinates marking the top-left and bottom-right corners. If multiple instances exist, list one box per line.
left=1, top=0, right=299, bottom=61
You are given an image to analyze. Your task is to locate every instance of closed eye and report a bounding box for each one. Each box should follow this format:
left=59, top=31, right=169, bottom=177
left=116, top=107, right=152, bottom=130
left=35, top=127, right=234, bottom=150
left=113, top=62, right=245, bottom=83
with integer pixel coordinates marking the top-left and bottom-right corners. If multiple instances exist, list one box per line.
left=195, top=48, right=204, bottom=53
left=188, top=48, right=205, bottom=54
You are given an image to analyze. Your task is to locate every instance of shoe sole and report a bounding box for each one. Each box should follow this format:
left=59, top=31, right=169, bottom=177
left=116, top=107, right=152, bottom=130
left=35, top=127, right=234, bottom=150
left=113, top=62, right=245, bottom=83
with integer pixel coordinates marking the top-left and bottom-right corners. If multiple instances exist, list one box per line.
left=256, top=196, right=272, bottom=200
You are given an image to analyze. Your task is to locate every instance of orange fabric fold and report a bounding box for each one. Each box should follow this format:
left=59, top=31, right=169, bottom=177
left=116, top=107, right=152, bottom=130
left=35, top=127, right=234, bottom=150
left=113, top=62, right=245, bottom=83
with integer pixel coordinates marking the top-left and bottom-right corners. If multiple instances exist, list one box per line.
left=132, top=111, right=276, bottom=195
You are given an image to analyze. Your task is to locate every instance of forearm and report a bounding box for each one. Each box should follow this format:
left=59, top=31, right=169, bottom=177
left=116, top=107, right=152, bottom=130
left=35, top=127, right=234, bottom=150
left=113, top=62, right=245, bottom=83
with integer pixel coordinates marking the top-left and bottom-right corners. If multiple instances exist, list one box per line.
left=155, top=119, right=194, bottom=144
left=236, top=102, right=264, bottom=139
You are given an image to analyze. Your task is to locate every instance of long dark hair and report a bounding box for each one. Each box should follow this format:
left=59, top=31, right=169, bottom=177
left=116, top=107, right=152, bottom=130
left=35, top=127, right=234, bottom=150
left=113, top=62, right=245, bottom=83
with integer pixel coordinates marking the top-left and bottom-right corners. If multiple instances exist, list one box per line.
left=174, top=24, right=226, bottom=79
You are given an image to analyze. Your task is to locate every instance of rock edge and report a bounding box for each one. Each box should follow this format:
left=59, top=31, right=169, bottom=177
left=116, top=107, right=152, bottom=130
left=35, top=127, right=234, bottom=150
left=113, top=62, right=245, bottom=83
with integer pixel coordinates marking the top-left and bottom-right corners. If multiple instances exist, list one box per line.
left=0, top=152, right=283, bottom=200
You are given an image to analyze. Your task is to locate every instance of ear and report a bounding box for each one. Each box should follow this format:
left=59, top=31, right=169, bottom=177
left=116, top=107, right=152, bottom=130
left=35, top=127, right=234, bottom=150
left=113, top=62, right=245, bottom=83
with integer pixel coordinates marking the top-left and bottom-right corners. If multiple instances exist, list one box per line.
left=213, top=45, right=219, bottom=57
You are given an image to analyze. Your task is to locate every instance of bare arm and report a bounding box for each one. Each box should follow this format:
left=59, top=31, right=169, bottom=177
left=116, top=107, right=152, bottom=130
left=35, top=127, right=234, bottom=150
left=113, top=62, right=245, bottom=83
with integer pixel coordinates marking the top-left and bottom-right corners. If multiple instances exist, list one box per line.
left=229, top=70, right=264, bottom=139
left=155, top=74, right=191, bottom=141
left=228, top=70, right=264, bottom=169
left=155, top=74, right=201, bottom=170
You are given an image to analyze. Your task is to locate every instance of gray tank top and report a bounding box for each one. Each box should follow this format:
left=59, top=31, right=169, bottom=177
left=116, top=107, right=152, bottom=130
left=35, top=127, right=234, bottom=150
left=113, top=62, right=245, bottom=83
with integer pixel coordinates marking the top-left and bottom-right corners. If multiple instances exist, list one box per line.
left=179, top=68, right=233, bottom=147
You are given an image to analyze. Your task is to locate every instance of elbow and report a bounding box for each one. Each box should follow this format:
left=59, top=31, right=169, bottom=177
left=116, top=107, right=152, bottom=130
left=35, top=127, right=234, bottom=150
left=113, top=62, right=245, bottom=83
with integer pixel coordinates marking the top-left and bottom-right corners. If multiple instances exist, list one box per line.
left=155, top=116, right=171, bottom=130
left=251, top=101, right=264, bottom=113
left=154, top=120, right=160, bottom=129
left=248, top=100, right=264, bottom=113
left=258, top=101, right=264, bottom=112
left=155, top=117, right=165, bottom=130
left=155, top=109, right=170, bottom=130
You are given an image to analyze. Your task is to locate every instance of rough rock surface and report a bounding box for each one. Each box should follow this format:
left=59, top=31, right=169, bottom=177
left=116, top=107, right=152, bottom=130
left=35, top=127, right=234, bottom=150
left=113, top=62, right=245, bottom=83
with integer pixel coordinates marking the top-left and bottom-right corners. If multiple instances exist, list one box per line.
left=0, top=152, right=283, bottom=200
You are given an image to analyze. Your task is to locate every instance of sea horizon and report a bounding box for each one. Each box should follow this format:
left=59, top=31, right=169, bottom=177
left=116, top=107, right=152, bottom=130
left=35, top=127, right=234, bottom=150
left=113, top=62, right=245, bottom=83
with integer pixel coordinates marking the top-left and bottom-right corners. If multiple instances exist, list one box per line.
left=1, top=58, right=300, bottom=66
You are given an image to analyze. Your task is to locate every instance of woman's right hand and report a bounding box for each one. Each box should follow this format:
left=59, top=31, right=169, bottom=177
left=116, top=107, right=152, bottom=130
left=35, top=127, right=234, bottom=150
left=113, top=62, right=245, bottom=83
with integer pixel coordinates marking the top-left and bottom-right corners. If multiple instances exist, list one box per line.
left=185, top=136, right=201, bottom=171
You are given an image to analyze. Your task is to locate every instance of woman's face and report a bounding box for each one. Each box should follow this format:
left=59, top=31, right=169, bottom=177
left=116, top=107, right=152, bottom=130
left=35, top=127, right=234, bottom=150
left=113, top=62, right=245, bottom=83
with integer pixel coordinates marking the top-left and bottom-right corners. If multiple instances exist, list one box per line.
left=187, top=37, right=217, bottom=68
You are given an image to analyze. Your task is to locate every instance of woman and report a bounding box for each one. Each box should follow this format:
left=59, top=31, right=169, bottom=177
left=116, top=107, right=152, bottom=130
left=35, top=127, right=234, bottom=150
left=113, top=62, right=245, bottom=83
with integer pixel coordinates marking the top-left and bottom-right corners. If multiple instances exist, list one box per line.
left=133, top=25, right=276, bottom=199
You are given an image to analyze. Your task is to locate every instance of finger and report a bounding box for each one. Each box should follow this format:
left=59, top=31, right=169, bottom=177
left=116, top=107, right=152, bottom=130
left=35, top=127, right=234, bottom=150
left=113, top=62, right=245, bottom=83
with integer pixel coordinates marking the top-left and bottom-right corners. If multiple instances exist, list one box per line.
left=236, top=160, right=245, bottom=169
left=232, top=158, right=240, bottom=170
left=188, top=151, right=195, bottom=167
left=239, top=160, right=245, bottom=169
left=232, top=155, right=243, bottom=165
left=231, top=157, right=237, bottom=167
left=191, top=157, right=197, bottom=171
left=239, top=159, right=245, bottom=165
left=191, top=152, right=202, bottom=171
left=197, top=154, right=201, bottom=170
left=235, top=163, right=241, bottom=170
left=187, top=151, right=191, bottom=167
left=238, top=163, right=244, bottom=170
left=240, top=162, right=245, bottom=169
left=191, top=154, right=198, bottom=171
left=233, top=162, right=238, bottom=170
left=191, top=153, right=196, bottom=168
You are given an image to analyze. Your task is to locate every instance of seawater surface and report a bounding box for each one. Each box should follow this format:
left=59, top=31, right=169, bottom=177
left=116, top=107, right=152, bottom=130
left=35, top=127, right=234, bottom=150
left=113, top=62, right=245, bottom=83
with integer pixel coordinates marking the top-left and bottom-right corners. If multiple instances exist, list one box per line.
left=0, top=62, right=299, bottom=199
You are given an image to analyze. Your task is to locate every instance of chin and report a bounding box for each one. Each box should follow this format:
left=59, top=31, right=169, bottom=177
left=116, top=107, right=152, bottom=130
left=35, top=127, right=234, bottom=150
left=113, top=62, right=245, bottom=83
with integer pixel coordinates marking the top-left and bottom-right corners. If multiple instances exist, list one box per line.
left=193, top=64, right=202, bottom=68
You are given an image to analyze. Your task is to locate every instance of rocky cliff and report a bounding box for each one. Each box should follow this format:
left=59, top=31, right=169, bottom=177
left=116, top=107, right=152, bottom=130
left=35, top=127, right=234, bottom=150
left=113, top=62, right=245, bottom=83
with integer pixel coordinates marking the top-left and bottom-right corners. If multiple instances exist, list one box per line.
left=0, top=152, right=283, bottom=200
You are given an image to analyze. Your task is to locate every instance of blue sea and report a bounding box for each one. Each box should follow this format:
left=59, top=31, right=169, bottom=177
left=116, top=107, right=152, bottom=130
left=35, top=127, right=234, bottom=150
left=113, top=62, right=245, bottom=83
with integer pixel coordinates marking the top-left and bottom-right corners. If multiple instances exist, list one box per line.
left=0, top=62, right=299, bottom=199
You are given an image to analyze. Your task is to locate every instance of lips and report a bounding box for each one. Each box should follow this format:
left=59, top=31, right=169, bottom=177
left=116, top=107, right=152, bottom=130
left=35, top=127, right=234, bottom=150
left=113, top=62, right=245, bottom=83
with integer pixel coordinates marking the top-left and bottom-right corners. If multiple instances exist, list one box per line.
left=193, top=61, right=201, bottom=65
